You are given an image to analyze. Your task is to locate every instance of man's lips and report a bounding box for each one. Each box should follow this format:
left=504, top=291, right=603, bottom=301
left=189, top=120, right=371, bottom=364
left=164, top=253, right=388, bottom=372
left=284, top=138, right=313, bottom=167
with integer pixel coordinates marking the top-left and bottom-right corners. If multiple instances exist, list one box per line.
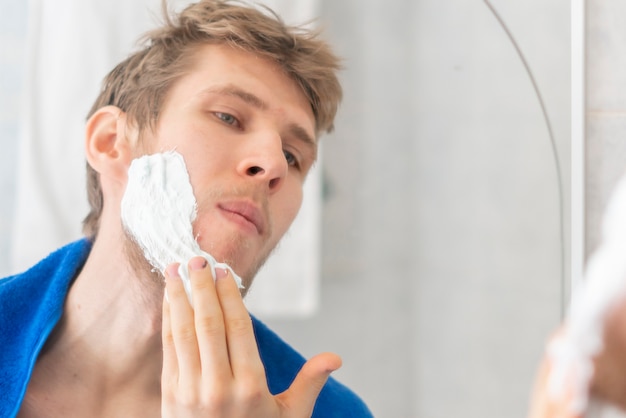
left=217, top=201, right=265, bottom=235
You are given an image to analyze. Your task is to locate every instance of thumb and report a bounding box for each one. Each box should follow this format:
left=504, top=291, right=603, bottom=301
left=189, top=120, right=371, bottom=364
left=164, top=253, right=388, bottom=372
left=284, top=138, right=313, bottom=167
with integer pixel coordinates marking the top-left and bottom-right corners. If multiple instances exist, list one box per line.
left=276, top=352, right=342, bottom=416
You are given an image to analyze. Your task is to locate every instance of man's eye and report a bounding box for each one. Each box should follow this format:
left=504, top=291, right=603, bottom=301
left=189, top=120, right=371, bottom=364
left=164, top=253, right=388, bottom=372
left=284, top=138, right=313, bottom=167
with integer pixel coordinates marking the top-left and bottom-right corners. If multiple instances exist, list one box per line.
left=215, top=112, right=239, bottom=127
left=284, top=150, right=299, bottom=168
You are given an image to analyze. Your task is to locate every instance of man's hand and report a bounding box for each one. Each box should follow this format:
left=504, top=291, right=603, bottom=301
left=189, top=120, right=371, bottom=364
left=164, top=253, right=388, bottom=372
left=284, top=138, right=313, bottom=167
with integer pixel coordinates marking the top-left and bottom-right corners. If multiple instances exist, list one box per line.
left=528, top=295, right=626, bottom=418
left=587, top=295, right=626, bottom=411
left=161, top=256, right=341, bottom=417
left=527, top=355, right=582, bottom=418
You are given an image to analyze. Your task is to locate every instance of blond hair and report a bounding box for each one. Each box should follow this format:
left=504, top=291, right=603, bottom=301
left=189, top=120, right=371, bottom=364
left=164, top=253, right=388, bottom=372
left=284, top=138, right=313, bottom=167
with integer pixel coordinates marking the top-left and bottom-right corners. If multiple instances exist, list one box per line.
left=83, top=0, right=342, bottom=238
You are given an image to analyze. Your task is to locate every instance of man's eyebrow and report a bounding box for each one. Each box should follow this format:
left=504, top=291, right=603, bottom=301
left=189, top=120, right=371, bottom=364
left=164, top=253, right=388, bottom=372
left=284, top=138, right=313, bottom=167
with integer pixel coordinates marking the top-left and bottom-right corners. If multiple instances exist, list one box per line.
left=200, top=84, right=268, bottom=110
left=201, top=83, right=317, bottom=150
left=288, top=123, right=317, bottom=154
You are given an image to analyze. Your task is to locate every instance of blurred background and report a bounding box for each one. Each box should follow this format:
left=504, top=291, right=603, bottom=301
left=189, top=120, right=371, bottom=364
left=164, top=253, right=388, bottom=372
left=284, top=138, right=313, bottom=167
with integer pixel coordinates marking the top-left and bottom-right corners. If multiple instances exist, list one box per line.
left=6, top=0, right=623, bottom=417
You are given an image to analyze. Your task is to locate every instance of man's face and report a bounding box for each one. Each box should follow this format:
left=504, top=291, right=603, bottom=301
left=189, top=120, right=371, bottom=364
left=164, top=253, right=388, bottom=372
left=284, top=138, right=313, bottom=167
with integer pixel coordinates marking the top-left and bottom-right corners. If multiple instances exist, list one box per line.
left=131, top=44, right=317, bottom=288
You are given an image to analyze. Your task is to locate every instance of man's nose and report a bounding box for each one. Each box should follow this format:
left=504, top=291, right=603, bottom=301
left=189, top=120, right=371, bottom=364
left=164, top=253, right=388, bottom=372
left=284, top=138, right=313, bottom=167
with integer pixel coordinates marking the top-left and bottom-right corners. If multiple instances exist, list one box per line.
left=237, top=132, right=287, bottom=192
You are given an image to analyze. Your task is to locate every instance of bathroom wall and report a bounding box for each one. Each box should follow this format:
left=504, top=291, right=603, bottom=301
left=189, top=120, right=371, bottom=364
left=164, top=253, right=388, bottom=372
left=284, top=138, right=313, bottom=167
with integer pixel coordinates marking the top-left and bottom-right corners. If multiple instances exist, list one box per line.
left=262, top=0, right=570, bottom=417
left=409, top=1, right=568, bottom=416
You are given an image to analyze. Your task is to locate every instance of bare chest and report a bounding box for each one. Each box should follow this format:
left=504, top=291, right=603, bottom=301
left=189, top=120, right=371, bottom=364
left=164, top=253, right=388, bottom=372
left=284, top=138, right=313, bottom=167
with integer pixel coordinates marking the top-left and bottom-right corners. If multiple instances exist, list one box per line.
left=17, top=376, right=161, bottom=418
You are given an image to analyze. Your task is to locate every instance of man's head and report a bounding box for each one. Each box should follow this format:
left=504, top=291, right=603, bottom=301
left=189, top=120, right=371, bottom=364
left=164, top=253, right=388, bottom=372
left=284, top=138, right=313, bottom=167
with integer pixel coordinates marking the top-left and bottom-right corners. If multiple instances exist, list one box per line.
left=83, top=0, right=342, bottom=240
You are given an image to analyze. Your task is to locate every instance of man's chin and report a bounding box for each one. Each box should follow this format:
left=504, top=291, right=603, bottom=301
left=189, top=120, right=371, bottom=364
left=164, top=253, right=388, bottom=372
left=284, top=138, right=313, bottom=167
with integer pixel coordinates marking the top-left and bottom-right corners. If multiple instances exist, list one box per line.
left=235, top=245, right=278, bottom=295
left=122, top=229, right=275, bottom=297
left=198, top=235, right=271, bottom=290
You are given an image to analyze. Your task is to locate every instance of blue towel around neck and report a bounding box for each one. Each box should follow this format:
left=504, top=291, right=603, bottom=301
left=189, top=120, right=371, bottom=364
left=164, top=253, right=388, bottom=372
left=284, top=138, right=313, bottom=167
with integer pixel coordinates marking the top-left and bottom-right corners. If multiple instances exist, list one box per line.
left=0, top=239, right=372, bottom=417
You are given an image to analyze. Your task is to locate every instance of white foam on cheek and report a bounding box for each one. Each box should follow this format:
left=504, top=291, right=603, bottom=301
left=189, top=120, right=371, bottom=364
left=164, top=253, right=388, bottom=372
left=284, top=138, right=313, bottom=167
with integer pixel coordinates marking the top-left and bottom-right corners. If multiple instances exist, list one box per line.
left=120, top=151, right=243, bottom=305
left=547, top=171, right=626, bottom=413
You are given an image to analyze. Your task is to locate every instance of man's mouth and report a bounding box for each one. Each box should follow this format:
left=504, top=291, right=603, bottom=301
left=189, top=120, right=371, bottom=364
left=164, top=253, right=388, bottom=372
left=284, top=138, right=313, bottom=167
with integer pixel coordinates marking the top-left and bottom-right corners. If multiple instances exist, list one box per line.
left=217, top=201, right=265, bottom=235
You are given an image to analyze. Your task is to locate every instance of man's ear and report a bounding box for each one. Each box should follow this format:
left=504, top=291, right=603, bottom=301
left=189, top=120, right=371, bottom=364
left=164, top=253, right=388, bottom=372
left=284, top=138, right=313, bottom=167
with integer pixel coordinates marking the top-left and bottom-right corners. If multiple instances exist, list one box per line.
left=85, top=105, right=134, bottom=184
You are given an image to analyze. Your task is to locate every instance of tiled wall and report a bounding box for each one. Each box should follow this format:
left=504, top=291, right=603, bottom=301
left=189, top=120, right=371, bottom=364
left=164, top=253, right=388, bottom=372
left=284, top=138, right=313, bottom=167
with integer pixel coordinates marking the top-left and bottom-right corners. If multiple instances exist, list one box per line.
left=586, top=1, right=626, bottom=257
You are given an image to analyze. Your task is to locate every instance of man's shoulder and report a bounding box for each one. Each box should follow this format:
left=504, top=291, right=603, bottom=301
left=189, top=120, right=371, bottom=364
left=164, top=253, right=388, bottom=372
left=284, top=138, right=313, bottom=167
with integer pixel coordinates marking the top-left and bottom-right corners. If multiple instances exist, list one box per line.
left=251, top=316, right=374, bottom=418
left=1, top=239, right=90, bottom=301
left=0, top=238, right=92, bottom=418
left=0, top=237, right=92, bottom=348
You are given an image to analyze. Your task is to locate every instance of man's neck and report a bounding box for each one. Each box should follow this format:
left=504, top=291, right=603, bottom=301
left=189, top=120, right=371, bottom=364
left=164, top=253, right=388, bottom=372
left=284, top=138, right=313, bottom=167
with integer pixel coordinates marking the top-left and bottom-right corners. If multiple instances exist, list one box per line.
left=19, top=232, right=165, bottom=417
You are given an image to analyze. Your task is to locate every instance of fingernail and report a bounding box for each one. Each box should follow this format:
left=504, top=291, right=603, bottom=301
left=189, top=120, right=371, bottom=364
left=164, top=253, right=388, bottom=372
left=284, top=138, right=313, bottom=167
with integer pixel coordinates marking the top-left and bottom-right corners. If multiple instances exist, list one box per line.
left=166, top=263, right=180, bottom=279
left=215, top=267, right=228, bottom=280
left=189, top=257, right=208, bottom=271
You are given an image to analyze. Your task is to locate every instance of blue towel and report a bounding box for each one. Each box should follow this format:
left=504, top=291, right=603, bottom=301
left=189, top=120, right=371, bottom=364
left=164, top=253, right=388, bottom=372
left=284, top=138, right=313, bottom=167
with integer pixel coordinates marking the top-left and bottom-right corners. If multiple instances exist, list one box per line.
left=0, top=239, right=372, bottom=417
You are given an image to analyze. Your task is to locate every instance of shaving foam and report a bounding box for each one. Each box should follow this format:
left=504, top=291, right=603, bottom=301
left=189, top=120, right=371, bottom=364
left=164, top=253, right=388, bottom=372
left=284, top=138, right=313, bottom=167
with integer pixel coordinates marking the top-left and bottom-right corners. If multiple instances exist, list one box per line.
left=547, top=171, right=626, bottom=413
left=120, top=151, right=243, bottom=305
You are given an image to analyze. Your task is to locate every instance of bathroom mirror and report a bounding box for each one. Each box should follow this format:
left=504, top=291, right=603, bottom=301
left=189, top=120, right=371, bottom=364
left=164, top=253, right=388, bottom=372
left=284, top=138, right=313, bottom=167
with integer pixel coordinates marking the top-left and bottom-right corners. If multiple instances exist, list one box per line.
left=0, top=1, right=573, bottom=416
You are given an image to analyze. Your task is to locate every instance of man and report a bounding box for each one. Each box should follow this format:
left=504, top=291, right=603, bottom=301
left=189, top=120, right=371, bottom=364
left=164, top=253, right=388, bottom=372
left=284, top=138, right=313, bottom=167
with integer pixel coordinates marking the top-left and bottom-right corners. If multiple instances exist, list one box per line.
left=0, top=1, right=373, bottom=416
